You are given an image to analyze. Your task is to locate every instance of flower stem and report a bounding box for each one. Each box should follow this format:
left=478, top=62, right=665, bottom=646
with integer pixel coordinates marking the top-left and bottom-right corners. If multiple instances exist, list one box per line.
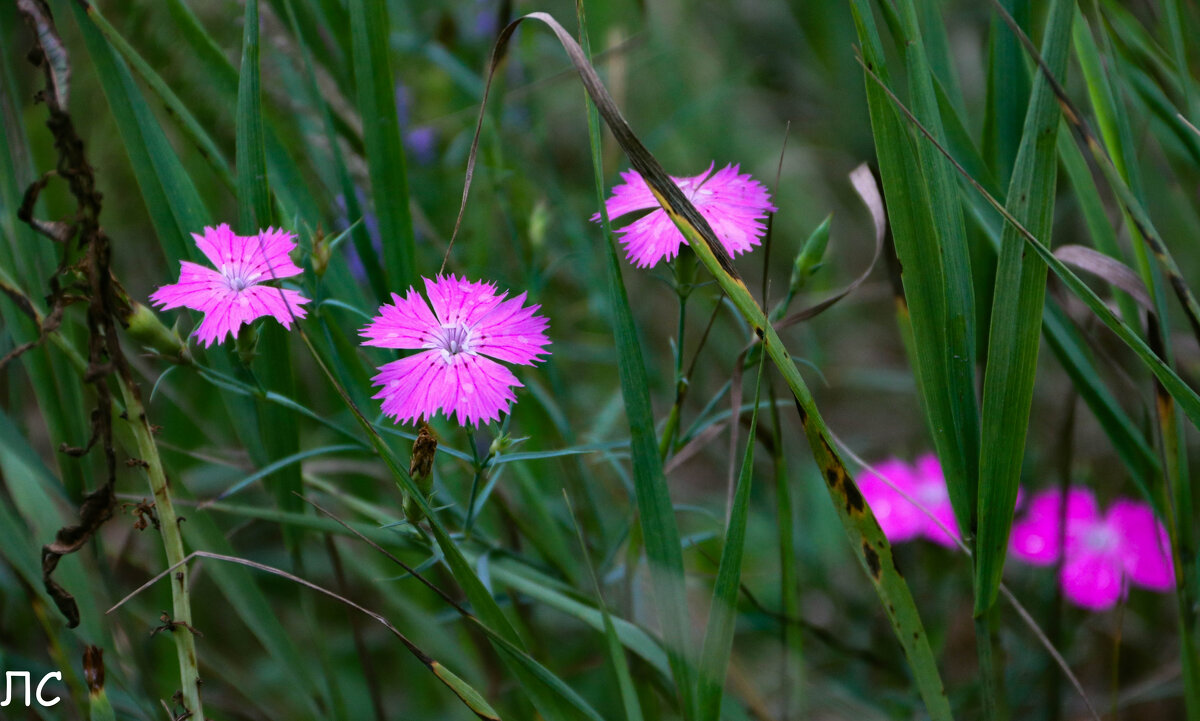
left=117, top=377, right=204, bottom=719
left=658, top=252, right=697, bottom=460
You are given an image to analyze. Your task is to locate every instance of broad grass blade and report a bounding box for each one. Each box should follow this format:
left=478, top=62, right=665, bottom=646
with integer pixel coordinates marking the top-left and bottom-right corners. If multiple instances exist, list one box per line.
left=348, top=0, right=417, bottom=288
left=974, top=0, right=1074, bottom=614
left=697, top=354, right=764, bottom=721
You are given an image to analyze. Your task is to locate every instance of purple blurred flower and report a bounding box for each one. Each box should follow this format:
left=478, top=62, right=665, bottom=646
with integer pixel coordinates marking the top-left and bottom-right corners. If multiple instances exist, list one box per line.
left=1010, top=488, right=1174, bottom=611
left=405, top=126, right=437, bottom=165
left=395, top=84, right=437, bottom=166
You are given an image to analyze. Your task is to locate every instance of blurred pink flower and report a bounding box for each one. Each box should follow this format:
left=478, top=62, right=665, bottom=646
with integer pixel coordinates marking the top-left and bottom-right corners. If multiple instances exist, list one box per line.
left=857, top=453, right=959, bottom=547
left=592, top=163, right=776, bottom=268
left=150, top=224, right=309, bottom=347
left=1010, top=488, right=1174, bottom=611
left=360, top=275, right=550, bottom=427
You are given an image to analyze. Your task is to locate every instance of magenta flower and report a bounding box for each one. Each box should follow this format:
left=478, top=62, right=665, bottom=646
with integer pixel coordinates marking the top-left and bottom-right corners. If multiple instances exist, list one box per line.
left=1010, top=488, right=1174, bottom=611
left=857, top=453, right=959, bottom=547
left=150, top=224, right=310, bottom=347
left=360, top=275, right=550, bottom=427
left=592, top=163, right=776, bottom=268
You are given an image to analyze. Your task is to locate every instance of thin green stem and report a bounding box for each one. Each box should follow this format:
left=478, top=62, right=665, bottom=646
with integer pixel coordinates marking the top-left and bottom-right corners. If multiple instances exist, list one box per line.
left=659, top=253, right=696, bottom=460
left=118, top=377, right=203, bottom=719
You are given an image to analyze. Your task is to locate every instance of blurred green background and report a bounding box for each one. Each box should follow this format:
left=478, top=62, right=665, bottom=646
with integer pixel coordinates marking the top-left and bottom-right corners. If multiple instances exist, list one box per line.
left=2, top=0, right=1198, bottom=719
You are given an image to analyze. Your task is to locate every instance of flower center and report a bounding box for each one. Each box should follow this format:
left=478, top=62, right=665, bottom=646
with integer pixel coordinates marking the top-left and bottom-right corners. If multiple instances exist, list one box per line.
left=221, top=264, right=260, bottom=293
left=437, top=324, right=475, bottom=360
left=916, top=484, right=946, bottom=506
left=1082, top=525, right=1118, bottom=552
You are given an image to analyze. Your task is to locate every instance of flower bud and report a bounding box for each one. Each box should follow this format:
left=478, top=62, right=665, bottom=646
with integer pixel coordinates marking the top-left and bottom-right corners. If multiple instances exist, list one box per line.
left=311, top=228, right=331, bottom=277
left=236, top=323, right=259, bottom=366
left=789, top=213, right=832, bottom=296
left=123, top=302, right=191, bottom=364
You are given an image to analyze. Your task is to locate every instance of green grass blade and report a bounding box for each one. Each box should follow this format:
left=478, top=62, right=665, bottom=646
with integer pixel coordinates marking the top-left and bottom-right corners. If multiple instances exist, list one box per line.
left=66, top=0, right=204, bottom=265
left=891, top=0, right=981, bottom=542
left=84, top=4, right=233, bottom=189
left=0, top=29, right=90, bottom=498
left=235, top=0, right=305, bottom=554
left=974, top=0, right=1073, bottom=614
left=578, top=2, right=697, bottom=716
left=348, top=0, right=417, bottom=289
left=565, top=493, right=646, bottom=721
left=473, top=12, right=954, bottom=718
left=847, top=0, right=973, bottom=557
left=237, top=0, right=271, bottom=230
left=697, top=354, right=764, bottom=721
left=281, top=0, right=386, bottom=302
left=294, top=329, right=606, bottom=721
left=981, top=0, right=1030, bottom=183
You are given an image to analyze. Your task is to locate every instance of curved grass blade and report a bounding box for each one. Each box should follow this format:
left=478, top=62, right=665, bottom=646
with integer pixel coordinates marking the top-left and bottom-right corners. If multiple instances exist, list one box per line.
left=108, top=551, right=502, bottom=720
left=451, top=11, right=953, bottom=719
left=575, top=3, right=696, bottom=714
left=292, top=323, right=608, bottom=721
left=207, top=444, right=362, bottom=503
left=989, top=0, right=1200, bottom=350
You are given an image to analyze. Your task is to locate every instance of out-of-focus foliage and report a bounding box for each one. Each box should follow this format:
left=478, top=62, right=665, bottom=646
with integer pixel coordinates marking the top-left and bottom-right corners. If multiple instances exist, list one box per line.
left=1, top=0, right=1199, bottom=719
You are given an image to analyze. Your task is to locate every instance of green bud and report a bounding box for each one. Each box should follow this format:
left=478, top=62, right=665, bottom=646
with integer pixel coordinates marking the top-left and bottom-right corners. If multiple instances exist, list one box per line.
left=236, top=323, right=259, bottom=366
left=789, top=213, right=832, bottom=295
left=124, top=302, right=191, bottom=364
left=529, top=200, right=551, bottom=252
left=311, top=228, right=331, bottom=277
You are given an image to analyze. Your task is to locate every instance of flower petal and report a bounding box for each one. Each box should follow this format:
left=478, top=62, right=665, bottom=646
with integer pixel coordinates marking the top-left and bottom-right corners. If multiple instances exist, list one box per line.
left=471, top=292, right=550, bottom=366
left=360, top=288, right=440, bottom=349
left=1060, top=545, right=1126, bottom=611
left=191, top=293, right=243, bottom=347
left=371, top=351, right=451, bottom=426
left=591, top=168, right=661, bottom=222
left=907, top=454, right=959, bottom=546
left=370, top=351, right=520, bottom=427
left=442, top=354, right=521, bottom=427
left=150, top=262, right=227, bottom=312
left=241, top=226, right=305, bottom=281
left=857, top=459, right=925, bottom=544
left=1108, top=500, right=1174, bottom=591
left=192, top=223, right=302, bottom=283
left=240, top=285, right=310, bottom=329
left=615, top=209, right=688, bottom=268
left=594, top=163, right=775, bottom=269
left=1010, top=488, right=1102, bottom=566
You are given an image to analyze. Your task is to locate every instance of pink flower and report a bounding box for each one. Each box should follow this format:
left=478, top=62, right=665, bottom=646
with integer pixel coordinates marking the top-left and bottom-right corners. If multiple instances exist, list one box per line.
left=1010, top=488, right=1175, bottom=611
left=360, top=275, right=550, bottom=427
left=857, top=453, right=960, bottom=547
left=592, top=163, right=776, bottom=268
left=150, top=224, right=310, bottom=347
